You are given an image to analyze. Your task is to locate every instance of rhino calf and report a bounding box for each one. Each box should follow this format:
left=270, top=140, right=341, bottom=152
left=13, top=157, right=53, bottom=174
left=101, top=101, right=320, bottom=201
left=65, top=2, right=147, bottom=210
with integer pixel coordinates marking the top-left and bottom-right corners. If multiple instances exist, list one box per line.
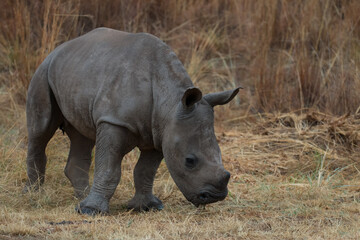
left=24, top=28, right=240, bottom=215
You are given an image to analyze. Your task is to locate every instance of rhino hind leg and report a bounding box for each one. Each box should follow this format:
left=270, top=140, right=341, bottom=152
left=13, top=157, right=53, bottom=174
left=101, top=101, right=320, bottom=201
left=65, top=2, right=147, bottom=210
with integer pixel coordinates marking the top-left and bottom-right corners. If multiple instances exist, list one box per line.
left=63, top=123, right=94, bottom=199
left=127, top=149, right=163, bottom=211
left=76, top=123, right=137, bottom=215
left=24, top=64, right=63, bottom=192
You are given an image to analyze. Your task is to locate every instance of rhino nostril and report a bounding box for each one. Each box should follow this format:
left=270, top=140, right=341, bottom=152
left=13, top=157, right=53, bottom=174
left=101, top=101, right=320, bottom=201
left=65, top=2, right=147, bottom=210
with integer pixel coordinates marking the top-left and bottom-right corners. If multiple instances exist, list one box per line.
left=199, top=192, right=210, bottom=201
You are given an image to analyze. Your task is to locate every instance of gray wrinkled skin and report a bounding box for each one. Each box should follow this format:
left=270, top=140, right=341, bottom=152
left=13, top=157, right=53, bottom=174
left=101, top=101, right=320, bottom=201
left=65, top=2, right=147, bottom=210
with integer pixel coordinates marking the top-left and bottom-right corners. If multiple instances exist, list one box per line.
left=24, top=28, right=240, bottom=215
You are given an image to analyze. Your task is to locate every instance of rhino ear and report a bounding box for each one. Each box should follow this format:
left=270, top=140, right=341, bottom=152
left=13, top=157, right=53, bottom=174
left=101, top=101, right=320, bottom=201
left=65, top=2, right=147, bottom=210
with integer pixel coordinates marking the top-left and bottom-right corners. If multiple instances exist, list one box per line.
left=181, top=87, right=203, bottom=108
left=204, top=87, right=242, bottom=107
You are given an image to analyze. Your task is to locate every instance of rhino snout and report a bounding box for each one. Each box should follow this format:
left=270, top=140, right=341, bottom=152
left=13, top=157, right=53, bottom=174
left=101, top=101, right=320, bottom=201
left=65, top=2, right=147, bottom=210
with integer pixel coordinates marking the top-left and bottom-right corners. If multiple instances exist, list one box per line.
left=191, top=170, right=231, bottom=207
left=218, top=170, right=231, bottom=189
left=194, top=186, right=228, bottom=206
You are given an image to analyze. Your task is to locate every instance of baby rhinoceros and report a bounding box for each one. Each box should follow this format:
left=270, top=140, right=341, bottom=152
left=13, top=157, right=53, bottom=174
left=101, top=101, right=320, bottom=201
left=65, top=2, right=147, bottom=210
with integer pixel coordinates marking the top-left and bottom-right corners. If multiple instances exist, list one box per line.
left=24, top=27, right=240, bottom=215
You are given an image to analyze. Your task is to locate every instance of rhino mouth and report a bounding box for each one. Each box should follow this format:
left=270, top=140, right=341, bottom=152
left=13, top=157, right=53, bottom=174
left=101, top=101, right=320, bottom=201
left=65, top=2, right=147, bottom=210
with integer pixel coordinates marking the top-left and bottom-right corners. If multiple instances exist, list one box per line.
left=191, top=186, right=228, bottom=207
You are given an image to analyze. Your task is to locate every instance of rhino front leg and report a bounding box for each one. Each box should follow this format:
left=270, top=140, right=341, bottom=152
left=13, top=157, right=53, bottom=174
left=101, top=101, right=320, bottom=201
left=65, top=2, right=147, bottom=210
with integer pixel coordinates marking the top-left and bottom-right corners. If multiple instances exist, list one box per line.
left=63, top=123, right=95, bottom=199
left=128, top=150, right=163, bottom=211
left=76, top=123, right=137, bottom=215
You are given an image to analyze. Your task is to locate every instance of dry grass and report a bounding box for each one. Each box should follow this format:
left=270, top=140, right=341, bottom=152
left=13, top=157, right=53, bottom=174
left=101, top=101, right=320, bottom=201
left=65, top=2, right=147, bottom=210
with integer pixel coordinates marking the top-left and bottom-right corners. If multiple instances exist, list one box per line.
left=1, top=0, right=360, bottom=113
left=1, top=103, right=360, bottom=239
left=1, top=0, right=360, bottom=239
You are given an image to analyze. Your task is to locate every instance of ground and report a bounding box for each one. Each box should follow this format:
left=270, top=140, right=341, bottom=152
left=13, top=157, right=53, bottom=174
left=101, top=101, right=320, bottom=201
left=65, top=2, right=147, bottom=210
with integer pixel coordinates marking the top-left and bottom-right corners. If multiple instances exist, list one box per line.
left=0, top=102, right=359, bottom=239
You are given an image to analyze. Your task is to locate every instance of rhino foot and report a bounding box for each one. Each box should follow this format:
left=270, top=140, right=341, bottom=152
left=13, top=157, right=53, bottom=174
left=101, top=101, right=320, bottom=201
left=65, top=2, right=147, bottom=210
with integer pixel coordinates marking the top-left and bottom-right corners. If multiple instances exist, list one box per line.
left=76, top=193, right=109, bottom=215
left=75, top=205, right=102, bottom=216
left=22, top=181, right=41, bottom=194
left=127, top=194, right=163, bottom=211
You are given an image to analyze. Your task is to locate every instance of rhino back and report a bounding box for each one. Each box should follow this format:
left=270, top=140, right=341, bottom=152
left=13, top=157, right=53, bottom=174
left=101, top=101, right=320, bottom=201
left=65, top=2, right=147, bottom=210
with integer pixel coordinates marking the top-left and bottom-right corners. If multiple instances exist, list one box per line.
left=47, top=28, right=174, bottom=145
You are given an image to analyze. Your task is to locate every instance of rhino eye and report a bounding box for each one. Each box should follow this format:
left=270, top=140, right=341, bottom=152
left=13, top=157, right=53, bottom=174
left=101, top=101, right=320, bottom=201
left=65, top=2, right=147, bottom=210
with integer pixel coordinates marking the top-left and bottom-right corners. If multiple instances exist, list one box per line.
left=185, top=155, right=198, bottom=169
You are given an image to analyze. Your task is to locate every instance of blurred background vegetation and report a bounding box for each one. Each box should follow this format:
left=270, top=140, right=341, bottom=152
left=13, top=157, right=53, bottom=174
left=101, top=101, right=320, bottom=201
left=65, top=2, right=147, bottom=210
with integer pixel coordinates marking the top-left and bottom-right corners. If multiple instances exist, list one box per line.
left=0, top=0, right=359, bottom=115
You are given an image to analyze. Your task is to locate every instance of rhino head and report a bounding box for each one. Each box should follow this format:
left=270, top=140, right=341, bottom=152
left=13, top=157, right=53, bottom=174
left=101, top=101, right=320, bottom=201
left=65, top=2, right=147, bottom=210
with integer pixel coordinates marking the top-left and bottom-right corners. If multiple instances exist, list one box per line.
left=162, top=87, right=240, bottom=206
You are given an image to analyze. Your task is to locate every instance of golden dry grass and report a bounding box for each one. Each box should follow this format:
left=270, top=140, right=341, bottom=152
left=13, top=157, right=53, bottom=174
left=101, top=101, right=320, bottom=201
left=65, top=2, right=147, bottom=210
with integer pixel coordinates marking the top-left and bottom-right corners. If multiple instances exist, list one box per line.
left=1, top=0, right=360, bottom=239
left=1, top=99, right=360, bottom=239
left=1, top=0, right=360, bottom=114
